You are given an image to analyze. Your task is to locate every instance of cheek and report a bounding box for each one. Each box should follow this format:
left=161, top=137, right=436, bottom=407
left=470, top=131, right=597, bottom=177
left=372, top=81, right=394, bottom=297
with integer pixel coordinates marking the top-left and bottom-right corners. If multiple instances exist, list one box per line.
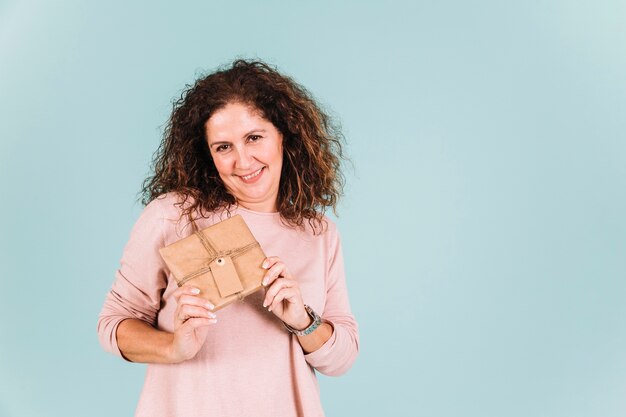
left=272, top=141, right=283, bottom=164
left=211, top=155, right=231, bottom=177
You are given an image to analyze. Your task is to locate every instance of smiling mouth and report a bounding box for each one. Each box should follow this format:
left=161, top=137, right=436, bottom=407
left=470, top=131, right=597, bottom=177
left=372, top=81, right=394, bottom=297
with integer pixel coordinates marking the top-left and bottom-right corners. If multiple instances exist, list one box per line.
left=239, top=167, right=264, bottom=181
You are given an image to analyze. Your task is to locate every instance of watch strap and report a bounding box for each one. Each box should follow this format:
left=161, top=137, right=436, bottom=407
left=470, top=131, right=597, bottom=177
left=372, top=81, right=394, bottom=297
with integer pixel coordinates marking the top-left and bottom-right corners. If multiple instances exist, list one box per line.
left=284, top=305, right=322, bottom=336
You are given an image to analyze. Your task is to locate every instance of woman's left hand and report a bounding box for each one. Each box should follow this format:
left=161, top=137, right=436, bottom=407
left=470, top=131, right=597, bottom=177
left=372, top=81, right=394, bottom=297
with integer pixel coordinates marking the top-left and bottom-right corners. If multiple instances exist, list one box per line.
left=262, top=256, right=312, bottom=330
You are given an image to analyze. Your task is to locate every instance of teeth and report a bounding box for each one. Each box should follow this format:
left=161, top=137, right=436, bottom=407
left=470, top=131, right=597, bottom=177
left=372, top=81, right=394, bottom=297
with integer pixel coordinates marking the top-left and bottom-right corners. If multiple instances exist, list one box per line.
left=241, top=168, right=263, bottom=180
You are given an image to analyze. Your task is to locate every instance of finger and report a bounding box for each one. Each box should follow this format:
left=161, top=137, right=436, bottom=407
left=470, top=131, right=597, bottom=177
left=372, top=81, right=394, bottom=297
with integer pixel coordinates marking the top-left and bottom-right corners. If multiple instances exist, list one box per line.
left=173, top=286, right=214, bottom=310
left=262, top=256, right=281, bottom=270
left=180, top=317, right=218, bottom=329
left=262, top=262, right=292, bottom=287
left=263, top=278, right=297, bottom=307
left=176, top=294, right=215, bottom=312
left=176, top=305, right=217, bottom=321
left=263, top=277, right=292, bottom=306
left=172, top=285, right=201, bottom=303
left=268, top=287, right=300, bottom=312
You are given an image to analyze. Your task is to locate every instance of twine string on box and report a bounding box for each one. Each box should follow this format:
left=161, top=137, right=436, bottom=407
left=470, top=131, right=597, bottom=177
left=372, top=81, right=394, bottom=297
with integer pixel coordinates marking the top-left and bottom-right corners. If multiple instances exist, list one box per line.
left=177, top=215, right=260, bottom=301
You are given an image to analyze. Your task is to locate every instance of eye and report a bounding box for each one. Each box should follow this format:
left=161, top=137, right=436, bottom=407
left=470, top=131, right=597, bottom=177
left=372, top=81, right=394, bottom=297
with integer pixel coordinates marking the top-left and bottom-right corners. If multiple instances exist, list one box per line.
left=247, top=134, right=262, bottom=143
left=215, top=144, right=231, bottom=153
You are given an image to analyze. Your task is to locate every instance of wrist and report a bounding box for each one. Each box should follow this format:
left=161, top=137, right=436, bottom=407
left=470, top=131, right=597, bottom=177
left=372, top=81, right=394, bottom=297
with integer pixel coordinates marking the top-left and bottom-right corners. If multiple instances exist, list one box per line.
left=165, top=333, right=185, bottom=364
left=291, top=311, right=313, bottom=331
left=284, top=305, right=322, bottom=336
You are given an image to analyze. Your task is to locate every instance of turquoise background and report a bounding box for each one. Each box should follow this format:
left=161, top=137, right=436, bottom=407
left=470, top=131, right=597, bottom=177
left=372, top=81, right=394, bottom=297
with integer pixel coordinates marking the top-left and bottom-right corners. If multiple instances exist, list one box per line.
left=1, top=1, right=625, bottom=416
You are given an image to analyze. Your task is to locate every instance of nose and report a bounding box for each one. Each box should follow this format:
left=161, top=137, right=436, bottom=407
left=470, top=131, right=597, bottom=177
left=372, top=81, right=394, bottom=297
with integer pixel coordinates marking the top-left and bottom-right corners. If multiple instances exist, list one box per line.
left=234, top=146, right=254, bottom=170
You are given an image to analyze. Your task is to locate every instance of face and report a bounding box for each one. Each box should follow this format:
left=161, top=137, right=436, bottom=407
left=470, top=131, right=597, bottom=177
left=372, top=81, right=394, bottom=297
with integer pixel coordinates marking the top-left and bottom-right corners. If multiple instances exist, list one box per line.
left=205, top=102, right=283, bottom=212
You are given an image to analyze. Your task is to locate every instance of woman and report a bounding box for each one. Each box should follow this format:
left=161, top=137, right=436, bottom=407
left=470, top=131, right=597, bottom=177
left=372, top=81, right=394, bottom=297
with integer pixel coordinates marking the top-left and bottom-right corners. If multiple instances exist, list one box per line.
left=97, top=59, right=359, bottom=417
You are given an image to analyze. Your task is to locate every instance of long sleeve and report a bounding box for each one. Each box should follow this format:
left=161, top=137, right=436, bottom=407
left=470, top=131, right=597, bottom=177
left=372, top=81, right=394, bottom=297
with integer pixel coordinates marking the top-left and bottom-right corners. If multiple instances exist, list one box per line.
left=97, top=198, right=169, bottom=358
left=304, top=228, right=359, bottom=376
left=96, top=199, right=355, bottom=416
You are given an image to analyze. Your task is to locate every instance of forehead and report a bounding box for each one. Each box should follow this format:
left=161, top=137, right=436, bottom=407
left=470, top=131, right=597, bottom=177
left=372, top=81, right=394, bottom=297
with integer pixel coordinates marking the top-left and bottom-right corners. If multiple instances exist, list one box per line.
left=205, top=102, right=269, bottom=139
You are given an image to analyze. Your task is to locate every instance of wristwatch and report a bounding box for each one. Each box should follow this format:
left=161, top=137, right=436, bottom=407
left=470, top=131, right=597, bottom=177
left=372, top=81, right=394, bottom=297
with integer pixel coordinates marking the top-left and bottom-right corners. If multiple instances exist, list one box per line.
left=284, top=305, right=322, bottom=336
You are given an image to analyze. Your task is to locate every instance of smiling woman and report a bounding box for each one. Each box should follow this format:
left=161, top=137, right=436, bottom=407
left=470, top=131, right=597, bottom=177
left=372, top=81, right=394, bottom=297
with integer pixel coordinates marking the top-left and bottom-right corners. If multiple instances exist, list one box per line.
left=97, top=59, right=359, bottom=417
left=139, top=59, right=346, bottom=232
left=206, top=102, right=284, bottom=212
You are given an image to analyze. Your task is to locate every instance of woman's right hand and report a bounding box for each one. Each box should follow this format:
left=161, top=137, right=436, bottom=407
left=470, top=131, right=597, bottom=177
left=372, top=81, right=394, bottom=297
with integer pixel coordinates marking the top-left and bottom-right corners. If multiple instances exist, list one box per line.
left=170, top=286, right=217, bottom=363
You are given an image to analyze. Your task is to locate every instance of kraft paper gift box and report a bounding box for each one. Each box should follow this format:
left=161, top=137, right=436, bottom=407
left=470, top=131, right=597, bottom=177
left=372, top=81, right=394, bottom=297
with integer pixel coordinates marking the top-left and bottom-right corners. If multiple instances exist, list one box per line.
left=159, top=214, right=267, bottom=311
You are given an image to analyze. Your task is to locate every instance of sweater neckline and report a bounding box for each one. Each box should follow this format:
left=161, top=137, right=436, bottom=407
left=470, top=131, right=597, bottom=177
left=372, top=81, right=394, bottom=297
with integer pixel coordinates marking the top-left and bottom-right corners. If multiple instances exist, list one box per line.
left=234, top=205, right=281, bottom=217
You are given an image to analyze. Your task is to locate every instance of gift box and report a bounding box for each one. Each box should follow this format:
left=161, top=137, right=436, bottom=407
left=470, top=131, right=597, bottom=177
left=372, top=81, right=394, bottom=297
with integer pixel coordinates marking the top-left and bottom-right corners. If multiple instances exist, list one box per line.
left=159, top=214, right=267, bottom=311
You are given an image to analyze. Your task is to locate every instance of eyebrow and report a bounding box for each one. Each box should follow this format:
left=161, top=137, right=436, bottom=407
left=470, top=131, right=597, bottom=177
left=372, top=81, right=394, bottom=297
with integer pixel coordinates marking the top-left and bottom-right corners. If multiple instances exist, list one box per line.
left=209, top=129, right=267, bottom=147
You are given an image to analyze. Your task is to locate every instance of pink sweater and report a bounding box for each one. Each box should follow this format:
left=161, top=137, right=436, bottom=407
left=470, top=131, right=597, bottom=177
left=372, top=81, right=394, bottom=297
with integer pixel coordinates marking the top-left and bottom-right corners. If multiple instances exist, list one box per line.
left=97, top=193, right=359, bottom=417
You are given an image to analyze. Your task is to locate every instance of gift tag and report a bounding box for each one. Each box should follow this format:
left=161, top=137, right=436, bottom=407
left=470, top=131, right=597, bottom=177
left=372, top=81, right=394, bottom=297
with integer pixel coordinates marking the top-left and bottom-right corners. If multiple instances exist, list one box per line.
left=210, top=256, right=244, bottom=298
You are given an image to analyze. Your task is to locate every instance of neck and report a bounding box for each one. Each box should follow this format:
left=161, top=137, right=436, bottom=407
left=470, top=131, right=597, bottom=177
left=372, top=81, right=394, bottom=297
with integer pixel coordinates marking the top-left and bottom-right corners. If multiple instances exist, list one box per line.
left=236, top=199, right=278, bottom=213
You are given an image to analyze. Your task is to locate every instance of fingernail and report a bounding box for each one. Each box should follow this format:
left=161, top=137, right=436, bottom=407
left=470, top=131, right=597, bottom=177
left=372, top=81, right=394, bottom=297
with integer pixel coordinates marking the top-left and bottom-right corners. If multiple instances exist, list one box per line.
left=268, top=306, right=272, bottom=312
left=190, top=287, right=200, bottom=294
left=262, top=277, right=268, bottom=286
left=207, top=312, right=216, bottom=319
left=262, top=260, right=269, bottom=269
left=206, top=302, right=215, bottom=310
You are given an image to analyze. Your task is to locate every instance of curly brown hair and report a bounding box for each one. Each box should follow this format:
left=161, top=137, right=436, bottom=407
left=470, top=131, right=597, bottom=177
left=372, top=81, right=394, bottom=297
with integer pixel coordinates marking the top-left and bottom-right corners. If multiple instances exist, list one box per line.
left=140, top=59, right=346, bottom=233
